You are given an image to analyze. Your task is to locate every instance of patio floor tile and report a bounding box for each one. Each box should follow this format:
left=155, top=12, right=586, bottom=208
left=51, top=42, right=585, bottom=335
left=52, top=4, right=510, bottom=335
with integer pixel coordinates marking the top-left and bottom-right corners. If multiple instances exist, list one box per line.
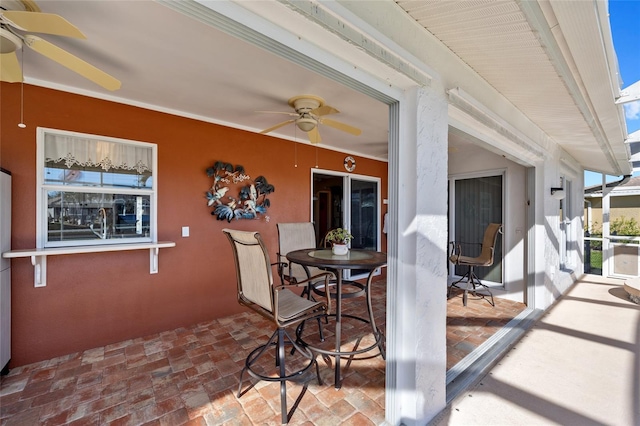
left=1, top=278, right=525, bottom=424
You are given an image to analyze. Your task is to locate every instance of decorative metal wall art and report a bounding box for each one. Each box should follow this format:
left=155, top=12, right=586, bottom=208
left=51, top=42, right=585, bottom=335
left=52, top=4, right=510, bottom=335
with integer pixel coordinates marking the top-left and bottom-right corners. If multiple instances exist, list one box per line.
left=205, top=161, right=275, bottom=222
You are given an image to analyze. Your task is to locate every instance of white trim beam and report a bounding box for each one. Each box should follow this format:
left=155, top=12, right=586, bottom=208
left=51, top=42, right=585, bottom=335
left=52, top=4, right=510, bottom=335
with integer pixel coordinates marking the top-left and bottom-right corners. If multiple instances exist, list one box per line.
left=616, top=80, right=640, bottom=105
left=447, top=87, right=546, bottom=166
left=276, top=0, right=433, bottom=87
left=518, top=0, right=623, bottom=175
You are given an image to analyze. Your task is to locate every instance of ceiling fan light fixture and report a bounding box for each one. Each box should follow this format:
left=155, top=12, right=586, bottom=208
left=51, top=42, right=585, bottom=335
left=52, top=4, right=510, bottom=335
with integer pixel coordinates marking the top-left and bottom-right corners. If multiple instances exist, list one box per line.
left=296, top=117, right=317, bottom=132
left=259, top=94, right=360, bottom=143
left=288, top=94, right=324, bottom=112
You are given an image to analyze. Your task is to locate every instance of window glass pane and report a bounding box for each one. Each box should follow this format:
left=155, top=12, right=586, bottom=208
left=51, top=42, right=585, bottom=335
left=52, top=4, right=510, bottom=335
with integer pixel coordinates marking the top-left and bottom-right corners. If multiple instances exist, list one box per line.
left=44, top=165, right=152, bottom=189
left=43, top=133, right=153, bottom=189
left=47, top=191, right=151, bottom=242
left=350, top=179, right=379, bottom=276
left=350, top=179, right=378, bottom=251
left=312, top=173, right=345, bottom=246
left=562, top=180, right=573, bottom=268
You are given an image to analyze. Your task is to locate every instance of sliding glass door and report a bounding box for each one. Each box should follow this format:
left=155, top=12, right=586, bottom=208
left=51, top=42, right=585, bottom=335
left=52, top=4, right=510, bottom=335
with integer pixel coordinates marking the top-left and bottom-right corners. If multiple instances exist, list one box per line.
left=312, top=170, right=381, bottom=278
left=450, top=173, right=504, bottom=284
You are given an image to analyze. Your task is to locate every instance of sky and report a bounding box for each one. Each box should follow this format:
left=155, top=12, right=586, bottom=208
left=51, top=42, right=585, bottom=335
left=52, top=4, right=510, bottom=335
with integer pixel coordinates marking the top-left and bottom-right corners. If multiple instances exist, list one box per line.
left=584, top=0, right=640, bottom=186
left=612, top=0, right=640, bottom=134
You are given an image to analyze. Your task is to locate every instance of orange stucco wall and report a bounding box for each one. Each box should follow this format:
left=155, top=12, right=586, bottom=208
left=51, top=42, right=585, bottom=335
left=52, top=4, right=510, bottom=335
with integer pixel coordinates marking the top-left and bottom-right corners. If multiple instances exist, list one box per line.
left=0, top=83, right=388, bottom=366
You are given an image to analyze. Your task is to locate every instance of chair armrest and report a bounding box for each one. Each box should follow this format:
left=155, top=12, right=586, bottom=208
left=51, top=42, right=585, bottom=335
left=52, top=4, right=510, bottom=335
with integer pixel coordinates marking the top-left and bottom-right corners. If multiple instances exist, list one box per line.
left=449, top=241, right=482, bottom=258
left=277, top=256, right=319, bottom=285
left=273, top=259, right=290, bottom=285
left=449, top=241, right=462, bottom=258
left=453, top=241, right=481, bottom=246
left=274, top=272, right=333, bottom=314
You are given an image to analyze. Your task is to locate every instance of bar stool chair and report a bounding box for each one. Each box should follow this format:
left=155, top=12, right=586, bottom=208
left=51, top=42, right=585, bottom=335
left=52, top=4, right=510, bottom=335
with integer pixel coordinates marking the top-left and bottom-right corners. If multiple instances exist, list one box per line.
left=448, top=223, right=502, bottom=306
left=222, top=228, right=332, bottom=424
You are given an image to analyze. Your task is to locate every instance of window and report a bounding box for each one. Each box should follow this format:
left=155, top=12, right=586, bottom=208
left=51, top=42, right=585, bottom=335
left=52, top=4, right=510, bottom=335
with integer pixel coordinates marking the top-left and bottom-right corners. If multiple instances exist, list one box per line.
left=37, top=128, right=157, bottom=248
left=559, top=177, right=570, bottom=269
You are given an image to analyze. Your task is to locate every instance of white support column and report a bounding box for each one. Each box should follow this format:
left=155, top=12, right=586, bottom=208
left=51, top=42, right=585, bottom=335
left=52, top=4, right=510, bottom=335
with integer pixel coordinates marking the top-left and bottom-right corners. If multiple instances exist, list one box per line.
left=602, top=174, right=611, bottom=277
left=387, top=84, right=448, bottom=424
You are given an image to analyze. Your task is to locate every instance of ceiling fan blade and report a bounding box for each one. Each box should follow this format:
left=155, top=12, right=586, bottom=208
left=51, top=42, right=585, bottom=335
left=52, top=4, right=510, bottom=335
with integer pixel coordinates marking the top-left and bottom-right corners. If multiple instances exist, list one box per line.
left=24, top=35, right=121, bottom=90
left=312, top=105, right=339, bottom=116
left=260, top=119, right=294, bottom=134
left=1, top=11, right=85, bottom=38
left=0, top=52, right=22, bottom=82
left=307, top=127, right=321, bottom=144
left=320, top=118, right=362, bottom=136
left=256, top=110, right=298, bottom=117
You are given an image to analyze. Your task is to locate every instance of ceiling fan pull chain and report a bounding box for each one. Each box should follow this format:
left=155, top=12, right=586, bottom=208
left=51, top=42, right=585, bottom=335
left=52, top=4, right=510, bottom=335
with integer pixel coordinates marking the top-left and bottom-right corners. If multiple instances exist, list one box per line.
left=18, top=47, right=26, bottom=129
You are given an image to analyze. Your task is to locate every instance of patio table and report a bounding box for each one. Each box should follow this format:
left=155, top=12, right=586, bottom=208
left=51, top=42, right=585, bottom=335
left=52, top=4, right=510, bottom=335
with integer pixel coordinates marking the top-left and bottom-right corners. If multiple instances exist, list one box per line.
left=286, top=248, right=386, bottom=389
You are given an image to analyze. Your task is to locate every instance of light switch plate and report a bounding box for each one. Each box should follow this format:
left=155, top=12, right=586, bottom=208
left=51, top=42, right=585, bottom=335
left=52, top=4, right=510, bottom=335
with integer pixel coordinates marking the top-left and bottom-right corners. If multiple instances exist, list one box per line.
left=182, top=226, right=189, bottom=237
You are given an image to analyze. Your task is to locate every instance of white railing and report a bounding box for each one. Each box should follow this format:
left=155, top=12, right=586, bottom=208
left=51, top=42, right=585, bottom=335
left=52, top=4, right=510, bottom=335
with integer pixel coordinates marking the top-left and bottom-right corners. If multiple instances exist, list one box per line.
left=585, top=234, right=640, bottom=278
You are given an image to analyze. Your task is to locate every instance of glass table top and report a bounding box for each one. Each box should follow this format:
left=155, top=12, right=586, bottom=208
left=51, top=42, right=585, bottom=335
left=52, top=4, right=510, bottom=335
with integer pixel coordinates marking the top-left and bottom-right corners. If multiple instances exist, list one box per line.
left=308, top=249, right=373, bottom=261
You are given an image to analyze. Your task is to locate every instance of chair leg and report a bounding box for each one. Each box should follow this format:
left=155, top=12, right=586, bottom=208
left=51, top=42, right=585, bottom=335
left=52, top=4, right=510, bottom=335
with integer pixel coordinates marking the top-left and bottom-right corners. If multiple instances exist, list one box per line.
left=365, top=271, right=386, bottom=360
left=282, top=328, right=322, bottom=424
left=314, top=353, right=323, bottom=386
left=463, top=267, right=473, bottom=306
left=238, top=330, right=279, bottom=398
left=296, top=285, right=325, bottom=347
left=469, top=270, right=495, bottom=307
left=237, top=366, right=248, bottom=398
left=449, top=266, right=495, bottom=307
left=448, top=267, right=471, bottom=299
left=240, top=326, right=320, bottom=424
left=278, top=328, right=288, bottom=425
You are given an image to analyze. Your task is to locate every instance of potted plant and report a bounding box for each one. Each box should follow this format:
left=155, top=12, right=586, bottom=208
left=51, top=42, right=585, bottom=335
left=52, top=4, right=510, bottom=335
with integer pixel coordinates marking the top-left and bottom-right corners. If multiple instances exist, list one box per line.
left=324, top=228, right=354, bottom=255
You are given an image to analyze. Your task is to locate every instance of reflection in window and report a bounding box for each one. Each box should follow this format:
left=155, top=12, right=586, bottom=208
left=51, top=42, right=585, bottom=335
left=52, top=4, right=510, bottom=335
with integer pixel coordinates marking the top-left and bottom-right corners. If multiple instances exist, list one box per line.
left=44, top=166, right=152, bottom=189
left=47, top=192, right=151, bottom=242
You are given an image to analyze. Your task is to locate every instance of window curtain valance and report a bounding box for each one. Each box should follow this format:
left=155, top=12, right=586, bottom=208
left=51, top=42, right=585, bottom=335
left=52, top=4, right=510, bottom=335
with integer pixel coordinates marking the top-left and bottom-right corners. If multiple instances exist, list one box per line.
left=44, top=134, right=153, bottom=174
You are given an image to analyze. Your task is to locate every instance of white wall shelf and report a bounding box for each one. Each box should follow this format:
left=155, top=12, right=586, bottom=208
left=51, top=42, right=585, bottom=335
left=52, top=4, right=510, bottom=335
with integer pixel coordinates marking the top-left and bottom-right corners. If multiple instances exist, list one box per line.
left=2, top=241, right=176, bottom=287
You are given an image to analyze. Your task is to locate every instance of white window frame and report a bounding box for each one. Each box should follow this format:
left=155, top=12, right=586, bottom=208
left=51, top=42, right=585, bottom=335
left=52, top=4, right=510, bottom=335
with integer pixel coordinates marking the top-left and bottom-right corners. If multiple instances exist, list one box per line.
left=559, top=169, right=579, bottom=272
left=36, top=127, right=158, bottom=249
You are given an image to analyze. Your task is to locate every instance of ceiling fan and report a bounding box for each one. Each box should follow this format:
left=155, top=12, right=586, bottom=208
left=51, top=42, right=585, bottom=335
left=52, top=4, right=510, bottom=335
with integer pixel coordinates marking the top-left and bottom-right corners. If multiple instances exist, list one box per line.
left=0, top=0, right=120, bottom=90
left=259, top=95, right=361, bottom=144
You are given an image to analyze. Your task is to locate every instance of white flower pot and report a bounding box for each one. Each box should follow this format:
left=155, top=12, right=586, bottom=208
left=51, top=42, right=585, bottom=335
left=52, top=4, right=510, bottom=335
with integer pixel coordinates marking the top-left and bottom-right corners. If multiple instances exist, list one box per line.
left=332, top=243, right=349, bottom=255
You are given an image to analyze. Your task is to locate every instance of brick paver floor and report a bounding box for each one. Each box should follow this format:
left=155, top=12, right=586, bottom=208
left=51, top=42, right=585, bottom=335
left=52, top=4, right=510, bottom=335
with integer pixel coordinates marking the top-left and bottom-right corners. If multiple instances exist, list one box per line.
left=0, top=279, right=525, bottom=425
left=446, top=287, right=527, bottom=369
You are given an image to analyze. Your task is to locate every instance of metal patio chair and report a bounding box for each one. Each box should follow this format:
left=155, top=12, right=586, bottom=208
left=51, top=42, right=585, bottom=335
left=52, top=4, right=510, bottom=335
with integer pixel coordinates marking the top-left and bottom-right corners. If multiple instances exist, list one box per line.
left=276, top=222, right=327, bottom=295
left=448, top=223, right=502, bottom=307
left=222, top=228, right=332, bottom=424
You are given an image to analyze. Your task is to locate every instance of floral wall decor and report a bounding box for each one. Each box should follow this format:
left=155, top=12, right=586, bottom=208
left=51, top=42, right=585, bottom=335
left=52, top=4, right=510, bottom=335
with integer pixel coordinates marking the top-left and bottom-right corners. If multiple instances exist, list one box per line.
left=205, top=161, right=275, bottom=222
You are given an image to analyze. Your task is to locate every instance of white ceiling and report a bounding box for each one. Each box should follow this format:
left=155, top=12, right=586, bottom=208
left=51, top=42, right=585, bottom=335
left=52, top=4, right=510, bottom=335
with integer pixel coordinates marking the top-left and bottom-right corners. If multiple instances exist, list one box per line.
left=1, top=0, right=629, bottom=173
left=395, top=0, right=628, bottom=174
left=4, top=0, right=391, bottom=159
